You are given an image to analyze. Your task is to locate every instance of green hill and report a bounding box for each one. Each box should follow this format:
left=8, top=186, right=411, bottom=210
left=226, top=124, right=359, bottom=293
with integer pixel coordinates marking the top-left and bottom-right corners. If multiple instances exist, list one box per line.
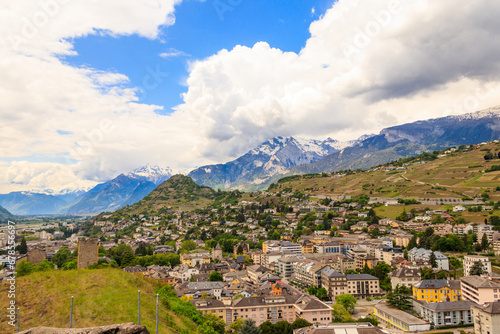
left=114, top=174, right=247, bottom=216
left=0, top=205, right=13, bottom=224
left=268, top=142, right=500, bottom=203
left=0, top=269, right=197, bottom=333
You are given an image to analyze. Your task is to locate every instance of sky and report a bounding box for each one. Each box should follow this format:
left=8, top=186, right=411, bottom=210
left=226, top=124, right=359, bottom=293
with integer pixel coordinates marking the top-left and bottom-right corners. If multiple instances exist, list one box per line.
left=2, top=0, right=500, bottom=194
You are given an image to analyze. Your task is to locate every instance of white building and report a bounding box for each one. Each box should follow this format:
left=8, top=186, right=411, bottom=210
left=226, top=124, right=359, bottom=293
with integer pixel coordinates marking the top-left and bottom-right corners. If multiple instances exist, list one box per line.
left=408, top=248, right=449, bottom=270
left=463, top=255, right=492, bottom=277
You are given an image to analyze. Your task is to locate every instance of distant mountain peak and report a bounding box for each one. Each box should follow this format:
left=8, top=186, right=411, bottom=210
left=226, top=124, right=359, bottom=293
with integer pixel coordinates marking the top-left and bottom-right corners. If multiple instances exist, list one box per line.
left=125, top=164, right=172, bottom=185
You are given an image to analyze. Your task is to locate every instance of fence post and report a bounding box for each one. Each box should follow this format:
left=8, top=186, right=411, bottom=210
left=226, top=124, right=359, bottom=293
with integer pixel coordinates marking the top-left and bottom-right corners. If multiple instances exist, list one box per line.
left=156, top=294, right=159, bottom=334
left=138, top=290, right=141, bottom=325
left=70, top=296, right=74, bottom=328
left=17, top=308, right=19, bottom=333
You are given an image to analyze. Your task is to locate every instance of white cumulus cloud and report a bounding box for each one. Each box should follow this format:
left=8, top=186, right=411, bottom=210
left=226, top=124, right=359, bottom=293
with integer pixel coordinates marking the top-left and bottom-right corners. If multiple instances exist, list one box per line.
left=2, top=0, right=500, bottom=193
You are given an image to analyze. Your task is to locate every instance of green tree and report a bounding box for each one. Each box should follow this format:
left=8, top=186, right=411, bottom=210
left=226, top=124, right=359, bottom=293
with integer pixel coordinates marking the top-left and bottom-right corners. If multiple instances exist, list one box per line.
left=19, top=237, right=28, bottom=254
left=386, top=285, right=413, bottom=310
left=396, top=208, right=410, bottom=222
left=36, top=260, right=55, bottom=272
left=209, top=271, right=223, bottom=282
left=16, top=259, right=35, bottom=277
left=272, top=322, right=292, bottom=334
left=470, top=260, right=485, bottom=276
left=121, top=250, right=136, bottom=267
left=258, top=321, right=274, bottom=334
left=336, top=294, right=356, bottom=313
left=181, top=240, right=197, bottom=252
left=229, top=318, right=245, bottom=333
left=316, top=287, right=328, bottom=301
left=429, top=252, right=437, bottom=268
left=481, top=233, right=489, bottom=250
left=62, top=259, right=77, bottom=270
left=291, top=319, right=312, bottom=330
left=51, top=247, right=72, bottom=268
left=240, top=319, right=261, bottom=334
left=197, top=323, right=218, bottom=334
left=331, top=304, right=353, bottom=322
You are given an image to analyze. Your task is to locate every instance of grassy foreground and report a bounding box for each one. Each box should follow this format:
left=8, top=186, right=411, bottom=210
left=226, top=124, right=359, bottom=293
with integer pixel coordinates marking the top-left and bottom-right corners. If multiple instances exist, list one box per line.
left=0, top=268, right=197, bottom=333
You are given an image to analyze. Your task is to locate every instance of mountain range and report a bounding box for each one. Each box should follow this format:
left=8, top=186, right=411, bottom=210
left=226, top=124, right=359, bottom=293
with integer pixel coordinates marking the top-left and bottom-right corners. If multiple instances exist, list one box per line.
left=189, top=107, right=500, bottom=190
left=187, top=136, right=368, bottom=191
left=2, top=106, right=500, bottom=215
left=0, top=164, right=172, bottom=215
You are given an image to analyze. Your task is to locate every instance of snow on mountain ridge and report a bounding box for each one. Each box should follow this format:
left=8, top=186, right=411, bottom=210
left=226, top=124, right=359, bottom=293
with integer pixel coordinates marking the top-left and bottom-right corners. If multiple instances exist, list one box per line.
left=124, top=164, right=172, bottom=185
left=249, top=136, right=358, bottom=157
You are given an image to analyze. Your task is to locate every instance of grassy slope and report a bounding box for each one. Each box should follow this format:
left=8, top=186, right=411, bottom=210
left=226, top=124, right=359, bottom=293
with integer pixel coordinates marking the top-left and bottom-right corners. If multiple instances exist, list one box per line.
left=268, top=142, right=500, bottom=203
left=0, top=269, right=197, bottom=333
left=114, top=174, right=254, bottom=216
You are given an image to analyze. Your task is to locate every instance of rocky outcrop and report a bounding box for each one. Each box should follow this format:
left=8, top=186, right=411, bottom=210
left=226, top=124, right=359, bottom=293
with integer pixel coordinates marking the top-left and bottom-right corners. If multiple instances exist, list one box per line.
left=19, top=322, right=150, bottom=334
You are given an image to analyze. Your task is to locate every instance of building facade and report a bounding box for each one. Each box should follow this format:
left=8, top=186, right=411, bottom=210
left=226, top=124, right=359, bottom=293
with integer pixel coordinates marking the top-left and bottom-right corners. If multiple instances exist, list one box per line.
left=191, top=295, right=332, bottom=326
left=416, top=300, right=476, bottom=327
left=463, top=255, right=492, bottom=277
left=412, top=279, right=462, bottom=303
left=374, top=301, right=431, bottom=332
left=461, top=276, right=500, bottom=304
left=389, top=267, right=421, bottom=290
left=471, top=301, right=500, bottom=334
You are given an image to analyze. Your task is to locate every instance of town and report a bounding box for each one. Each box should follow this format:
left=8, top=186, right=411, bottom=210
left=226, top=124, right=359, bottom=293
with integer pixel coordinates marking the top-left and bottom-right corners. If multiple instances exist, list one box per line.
left=1, top=142, right=500, bottom=334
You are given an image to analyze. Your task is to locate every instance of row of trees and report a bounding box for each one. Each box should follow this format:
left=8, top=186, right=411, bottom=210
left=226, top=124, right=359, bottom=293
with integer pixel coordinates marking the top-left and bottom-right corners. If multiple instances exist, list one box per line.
left=407, top=227, right=490, bottom=253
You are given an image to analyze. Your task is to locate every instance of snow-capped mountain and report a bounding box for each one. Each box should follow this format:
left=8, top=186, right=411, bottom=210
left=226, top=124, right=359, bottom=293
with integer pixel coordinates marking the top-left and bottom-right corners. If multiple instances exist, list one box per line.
left=292, top=106, right=500, bottom=175
left=0, top=165, right=172, bottom=215
left=66, top=165, right=172, bottom=215
left=124, top=164, right=173, bottom=185
left=188, top=136, right=363, bottom=191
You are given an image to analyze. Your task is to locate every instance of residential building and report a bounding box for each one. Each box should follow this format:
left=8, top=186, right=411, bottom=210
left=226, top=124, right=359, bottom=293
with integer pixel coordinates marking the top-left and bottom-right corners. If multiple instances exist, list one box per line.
left=461, top=276, right=500, bottom=304
left=391, top=234, right=413, bottom=248
left=494, top=240, right=500, bottom=257
left=471, top=301, right=500, bottom=334
left=433, top=224, right=452, bottom=236
left=408, top=248, right=449, bottom=270
left=452, top=224, right=473, bottom=234
left=180, top=252, right=211, bottom=266
left=478, top=230, right=500, bottom=246
left=322, top=270, right=381, bottom=299
left=381, top=247, right=404, bottom=264
left=322, top=267, right=347, bottom=298
left=247, top=264, right=272, bottom=284
left=415, top=300, right=476, bottom=327
left=322, top=254, right=355, bottom=274
left=191, top=295, right=332, bottom=326
left=347, top=246, right=368, bottom=260
left=354, top=255, right=377, bottom=271
left=263, top=252, right=282, bottom=266
left=301, top=240, right=315, bottom=254
left=463, top=255, right=492, bottom=277
left=279, top=242, right=302, bottom=254
left=277, top=256, right=303, bottom=278
left=374, top=301, right=431, bottom=332
left=453, top=205, right=466, bottom=212
left=292, top=259, right=325, bottom=288
left=412, top=279, right=462, bottom=302
left=389, top=267, right=421, bottom=290
left=248, top=249, right=265, bottom=265
left=346, top=274, right=382, bottom=298
left=474, top=224, right=493, bottom=234
left=170, top=265, right=199, bottom=282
